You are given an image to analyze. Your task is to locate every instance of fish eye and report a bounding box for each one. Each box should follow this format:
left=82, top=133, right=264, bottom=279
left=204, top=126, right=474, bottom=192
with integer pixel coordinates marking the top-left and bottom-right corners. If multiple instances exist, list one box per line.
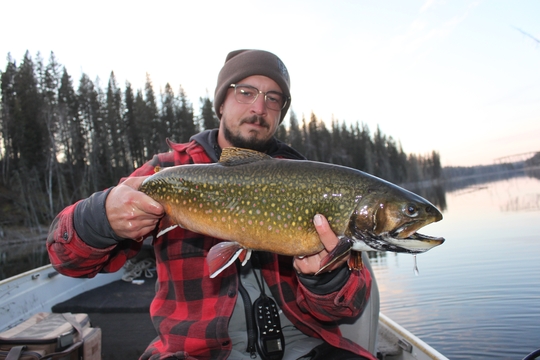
left=405, top=204, right=418, bottom=217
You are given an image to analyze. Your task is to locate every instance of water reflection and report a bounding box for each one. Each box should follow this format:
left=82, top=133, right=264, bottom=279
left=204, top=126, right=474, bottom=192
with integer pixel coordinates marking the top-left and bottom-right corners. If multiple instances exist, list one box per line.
left=0, top=237, right=49, bottom=280
left=371, top=173, right=540, bottom=360
left=404, top=182, right=447, bottom=212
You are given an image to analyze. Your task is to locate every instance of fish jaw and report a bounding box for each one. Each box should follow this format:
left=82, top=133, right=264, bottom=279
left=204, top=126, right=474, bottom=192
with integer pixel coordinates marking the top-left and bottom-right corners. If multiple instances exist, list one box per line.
left=350, top=231, right=445, bottom=254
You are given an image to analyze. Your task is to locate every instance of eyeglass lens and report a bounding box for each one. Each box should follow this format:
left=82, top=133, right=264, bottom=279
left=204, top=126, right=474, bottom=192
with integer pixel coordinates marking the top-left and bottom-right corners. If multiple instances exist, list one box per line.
left=234, top=85, right=285, bottom=111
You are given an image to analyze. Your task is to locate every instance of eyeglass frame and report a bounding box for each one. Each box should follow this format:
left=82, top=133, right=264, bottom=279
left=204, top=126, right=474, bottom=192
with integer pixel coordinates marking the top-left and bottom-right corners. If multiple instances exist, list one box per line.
left=229, top=84, right=290, bottom=111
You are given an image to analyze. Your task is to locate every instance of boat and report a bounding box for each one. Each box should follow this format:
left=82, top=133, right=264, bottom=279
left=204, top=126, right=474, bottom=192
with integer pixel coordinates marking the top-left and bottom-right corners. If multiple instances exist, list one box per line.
left=0, top=251, right=448, bottom=360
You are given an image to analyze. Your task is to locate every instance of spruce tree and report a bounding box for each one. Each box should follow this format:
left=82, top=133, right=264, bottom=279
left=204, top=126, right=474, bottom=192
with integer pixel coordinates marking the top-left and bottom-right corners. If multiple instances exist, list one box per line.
left=15, top=51, right=46, bottom=173
left=177, top=85, right=196, bottom=142
left=0, top=54, right=18, bottom=183
left=199, top=95, right=219, bottom=130
left=144, top=74, right=165, bottom=154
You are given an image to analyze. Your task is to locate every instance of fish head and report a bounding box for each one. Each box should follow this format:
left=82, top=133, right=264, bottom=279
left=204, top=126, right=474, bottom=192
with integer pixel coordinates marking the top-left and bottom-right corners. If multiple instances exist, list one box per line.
left=351, top=184, right=444, bottom=254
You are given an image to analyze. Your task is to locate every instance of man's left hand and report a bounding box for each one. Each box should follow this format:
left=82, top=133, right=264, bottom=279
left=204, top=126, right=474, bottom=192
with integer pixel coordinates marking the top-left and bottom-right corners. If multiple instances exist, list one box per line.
left=293, top=214, right=349, bottom=275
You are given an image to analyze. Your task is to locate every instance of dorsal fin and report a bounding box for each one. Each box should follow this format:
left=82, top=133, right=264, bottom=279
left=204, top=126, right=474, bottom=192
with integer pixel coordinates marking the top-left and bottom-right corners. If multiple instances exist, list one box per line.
left=218, top=147, right=272, bottom=166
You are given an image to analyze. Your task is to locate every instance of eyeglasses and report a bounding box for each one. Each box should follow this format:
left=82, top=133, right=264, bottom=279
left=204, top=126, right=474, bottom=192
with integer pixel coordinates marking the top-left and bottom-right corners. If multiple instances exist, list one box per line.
left=229, top=84, right=289, bottom=111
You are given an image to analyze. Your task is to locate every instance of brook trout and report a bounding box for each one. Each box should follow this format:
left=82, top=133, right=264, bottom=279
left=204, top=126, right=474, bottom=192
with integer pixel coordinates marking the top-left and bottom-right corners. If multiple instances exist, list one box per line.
left=140, top=147, right=444, bottom=278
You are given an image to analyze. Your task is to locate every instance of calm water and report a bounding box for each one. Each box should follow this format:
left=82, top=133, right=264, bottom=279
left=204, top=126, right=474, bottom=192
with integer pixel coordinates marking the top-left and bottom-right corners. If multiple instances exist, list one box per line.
left=371, top=173, right=540, bottom=359
left=2, top=171, right=539, bottom=359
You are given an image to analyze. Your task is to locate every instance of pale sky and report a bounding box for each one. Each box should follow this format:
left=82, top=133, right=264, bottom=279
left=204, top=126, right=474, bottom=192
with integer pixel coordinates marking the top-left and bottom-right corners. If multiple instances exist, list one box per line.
left=1, top=0, right=539, bottom=167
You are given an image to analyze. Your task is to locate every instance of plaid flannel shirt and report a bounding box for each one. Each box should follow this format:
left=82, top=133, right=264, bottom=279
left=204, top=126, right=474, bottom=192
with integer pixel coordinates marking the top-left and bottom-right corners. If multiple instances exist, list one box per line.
left=47, top=138, right=374, bottom=360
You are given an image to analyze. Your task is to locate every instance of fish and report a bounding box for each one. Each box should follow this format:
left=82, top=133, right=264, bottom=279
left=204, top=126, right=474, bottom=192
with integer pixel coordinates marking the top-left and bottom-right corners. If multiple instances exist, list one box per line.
left=139, top=147, right=444, bottom=278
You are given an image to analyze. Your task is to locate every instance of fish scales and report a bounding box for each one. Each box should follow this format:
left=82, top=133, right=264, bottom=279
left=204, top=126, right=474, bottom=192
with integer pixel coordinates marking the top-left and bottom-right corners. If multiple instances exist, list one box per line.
left=140, top=155, right=364, bottom=256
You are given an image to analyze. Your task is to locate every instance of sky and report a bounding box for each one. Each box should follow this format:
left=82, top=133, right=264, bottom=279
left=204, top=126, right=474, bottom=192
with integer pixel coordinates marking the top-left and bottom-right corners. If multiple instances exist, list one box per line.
left=1, top=0, right=539, bottom=167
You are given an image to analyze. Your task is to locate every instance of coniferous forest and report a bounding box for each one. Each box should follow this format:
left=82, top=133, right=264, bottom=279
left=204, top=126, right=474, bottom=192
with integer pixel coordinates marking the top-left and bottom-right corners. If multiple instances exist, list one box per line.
left=0, top=51, right=442, bottom=230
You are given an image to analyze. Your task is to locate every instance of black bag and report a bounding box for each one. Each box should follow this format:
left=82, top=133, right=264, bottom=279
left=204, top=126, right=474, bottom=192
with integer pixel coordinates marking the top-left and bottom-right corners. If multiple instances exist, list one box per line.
left=297, top=342, right=370, bottom=360
left=0, top=312, right=101, bottom=360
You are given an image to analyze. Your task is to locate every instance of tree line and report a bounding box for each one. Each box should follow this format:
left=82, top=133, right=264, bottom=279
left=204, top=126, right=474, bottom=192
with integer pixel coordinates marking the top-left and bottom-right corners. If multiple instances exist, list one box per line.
left=0, top=51, right=442, bottom=229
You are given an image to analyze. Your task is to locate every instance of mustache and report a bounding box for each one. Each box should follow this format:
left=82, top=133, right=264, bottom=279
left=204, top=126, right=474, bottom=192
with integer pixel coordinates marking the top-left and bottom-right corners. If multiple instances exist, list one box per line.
left=240, top=115, right=269, bottom=129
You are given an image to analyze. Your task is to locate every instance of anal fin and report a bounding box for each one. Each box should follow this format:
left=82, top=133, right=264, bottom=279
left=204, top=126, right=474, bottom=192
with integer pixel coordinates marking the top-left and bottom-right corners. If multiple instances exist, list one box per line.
left=207, top=242, right=247, bottom=278
left=156, top=215, right=179, bottom=238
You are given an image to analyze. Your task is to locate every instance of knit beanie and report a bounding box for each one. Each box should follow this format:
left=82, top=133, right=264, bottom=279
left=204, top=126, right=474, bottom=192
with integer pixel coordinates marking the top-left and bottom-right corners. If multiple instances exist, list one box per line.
left=214, top=49, right=291, bottom=123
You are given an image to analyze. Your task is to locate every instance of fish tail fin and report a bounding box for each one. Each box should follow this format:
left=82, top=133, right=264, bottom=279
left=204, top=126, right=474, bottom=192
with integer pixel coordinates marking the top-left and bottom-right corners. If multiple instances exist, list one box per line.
left=207, top=242, right=246, bottom=278
left=156, top=215, right=179, bottom=238
left=347, top=251, right=364, bottom=271
left=316, top=237, right=352, bottom=275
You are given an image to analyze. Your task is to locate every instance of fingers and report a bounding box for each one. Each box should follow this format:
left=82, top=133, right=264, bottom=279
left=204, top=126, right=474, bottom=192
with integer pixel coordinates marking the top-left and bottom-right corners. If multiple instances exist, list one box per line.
left=313, top=214, right=339, bottom=252
left=106, top=176, right=164, bottom=239
left=293, top=214, right=341, bottom=275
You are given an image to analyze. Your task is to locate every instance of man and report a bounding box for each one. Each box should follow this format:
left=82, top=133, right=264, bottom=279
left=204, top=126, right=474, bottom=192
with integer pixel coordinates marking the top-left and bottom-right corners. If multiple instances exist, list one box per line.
left=47, top=50, right=374, bottom=360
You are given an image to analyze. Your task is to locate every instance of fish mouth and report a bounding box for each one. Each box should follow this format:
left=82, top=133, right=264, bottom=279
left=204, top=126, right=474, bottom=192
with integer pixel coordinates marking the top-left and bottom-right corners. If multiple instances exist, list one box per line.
left=353, top=224, right=445, bottom=254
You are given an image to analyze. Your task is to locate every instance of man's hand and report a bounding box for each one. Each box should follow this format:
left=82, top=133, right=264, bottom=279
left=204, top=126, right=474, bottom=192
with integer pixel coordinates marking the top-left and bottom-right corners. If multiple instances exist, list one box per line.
left=293, top=214, right=349, bottom=275
left=105, top=176, right=164, bottom=241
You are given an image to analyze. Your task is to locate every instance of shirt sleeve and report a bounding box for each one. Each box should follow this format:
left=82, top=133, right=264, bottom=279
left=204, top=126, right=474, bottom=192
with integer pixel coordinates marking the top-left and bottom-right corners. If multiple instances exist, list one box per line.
left=46, top=201, right=142, bottom=278
left=46, top=156, right=163, bottom=278
left=296, top=263, right=351, bottom=295
left=296, top=266, right=372, bottom=322
left=73, top=187, right=128, bottom=249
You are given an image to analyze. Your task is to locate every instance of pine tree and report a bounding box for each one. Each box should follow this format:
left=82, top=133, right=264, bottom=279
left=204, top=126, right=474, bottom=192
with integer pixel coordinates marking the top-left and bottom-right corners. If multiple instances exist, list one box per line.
left=124, top=81, right=144, bottom=170
left=134, top=89, right=151, bottom=161
left=15, top=51, right=47, bottom=173
left=160, top=83, right=177, bottom=141
left=287, top=110, right=303, bottom=154
left=199, top=94, right=219, bottom=130
left=144, top=74, right=165, bottom=154
left=58, top=67, right=86, bottom=200
left=0, top=54, right=19, bottom=184
left=78, top=74, right=106, bottom=191
left=105, top=71, right=126, bottom=181
left=177, top=85, right=196, bottom=142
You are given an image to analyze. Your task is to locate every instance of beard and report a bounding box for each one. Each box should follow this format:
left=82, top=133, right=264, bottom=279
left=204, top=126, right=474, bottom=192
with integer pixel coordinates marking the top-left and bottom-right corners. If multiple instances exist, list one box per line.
left=222, top=115, right=274, bottom=152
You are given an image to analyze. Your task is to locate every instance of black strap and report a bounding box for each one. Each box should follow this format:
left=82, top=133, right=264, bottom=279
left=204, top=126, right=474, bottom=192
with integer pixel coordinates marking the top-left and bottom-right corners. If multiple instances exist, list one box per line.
left=236, top=261, right=257, bottom=358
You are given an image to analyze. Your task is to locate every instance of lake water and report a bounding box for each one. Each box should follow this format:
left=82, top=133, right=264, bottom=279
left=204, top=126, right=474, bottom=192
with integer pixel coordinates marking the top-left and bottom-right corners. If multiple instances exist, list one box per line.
left=371, top=172, right=540, bottom=359
left=2, top=171, right=539, bottom=359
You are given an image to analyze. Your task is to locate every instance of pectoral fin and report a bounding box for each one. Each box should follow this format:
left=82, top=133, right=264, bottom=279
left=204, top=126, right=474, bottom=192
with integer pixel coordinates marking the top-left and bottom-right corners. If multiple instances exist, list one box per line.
left=316, top=236, right=353, bottom=275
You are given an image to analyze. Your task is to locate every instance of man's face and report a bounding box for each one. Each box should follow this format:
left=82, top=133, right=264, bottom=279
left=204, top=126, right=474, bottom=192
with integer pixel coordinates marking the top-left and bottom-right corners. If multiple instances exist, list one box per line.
left=217, top=75, right=283, bottom=152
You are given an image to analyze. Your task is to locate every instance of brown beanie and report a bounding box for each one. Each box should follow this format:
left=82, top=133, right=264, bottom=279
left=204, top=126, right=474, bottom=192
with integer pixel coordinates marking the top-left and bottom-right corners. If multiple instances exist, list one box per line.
left=214, top=49, right=291, bottom=123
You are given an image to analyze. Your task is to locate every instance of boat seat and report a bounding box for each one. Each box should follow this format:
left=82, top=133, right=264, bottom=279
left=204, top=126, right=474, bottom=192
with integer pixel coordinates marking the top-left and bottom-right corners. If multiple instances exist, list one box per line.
left=338, top=251, right=380, bottom=356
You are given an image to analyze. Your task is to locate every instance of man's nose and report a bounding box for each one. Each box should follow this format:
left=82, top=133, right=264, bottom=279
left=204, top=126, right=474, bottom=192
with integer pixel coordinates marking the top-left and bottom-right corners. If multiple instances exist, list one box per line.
left=250, top=94, right=267, bottom=114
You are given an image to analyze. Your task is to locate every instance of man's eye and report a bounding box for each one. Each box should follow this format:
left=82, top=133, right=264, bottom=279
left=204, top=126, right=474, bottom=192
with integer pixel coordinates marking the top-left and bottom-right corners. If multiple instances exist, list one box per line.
left=239, top=88, right=256, bottom=97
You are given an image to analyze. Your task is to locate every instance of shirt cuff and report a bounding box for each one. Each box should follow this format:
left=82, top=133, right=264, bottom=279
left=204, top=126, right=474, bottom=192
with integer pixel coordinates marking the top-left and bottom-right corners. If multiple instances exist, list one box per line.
left=297, top=264, right=351, bottom=295
left=73, top=187, right=128, bottom=248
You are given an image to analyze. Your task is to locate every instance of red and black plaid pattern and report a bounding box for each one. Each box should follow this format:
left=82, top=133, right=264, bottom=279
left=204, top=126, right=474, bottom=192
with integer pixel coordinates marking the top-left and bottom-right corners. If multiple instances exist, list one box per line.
left=47, top=140, right=375, bottom=360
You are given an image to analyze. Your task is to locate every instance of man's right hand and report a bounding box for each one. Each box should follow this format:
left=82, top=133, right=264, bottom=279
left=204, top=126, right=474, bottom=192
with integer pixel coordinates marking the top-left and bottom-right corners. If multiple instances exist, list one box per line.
left=105, top=176, right=164, bottom=241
